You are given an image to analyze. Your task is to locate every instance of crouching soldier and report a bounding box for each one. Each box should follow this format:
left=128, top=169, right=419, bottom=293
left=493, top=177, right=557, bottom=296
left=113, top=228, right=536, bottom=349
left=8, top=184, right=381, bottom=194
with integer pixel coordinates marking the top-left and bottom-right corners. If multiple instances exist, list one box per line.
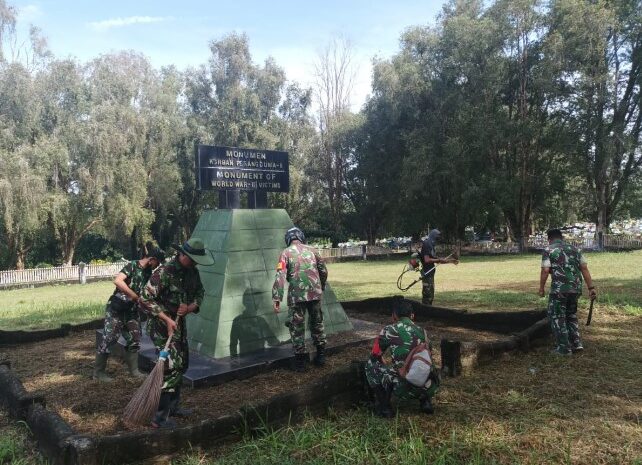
left=365, top=299, right=439, bottom=417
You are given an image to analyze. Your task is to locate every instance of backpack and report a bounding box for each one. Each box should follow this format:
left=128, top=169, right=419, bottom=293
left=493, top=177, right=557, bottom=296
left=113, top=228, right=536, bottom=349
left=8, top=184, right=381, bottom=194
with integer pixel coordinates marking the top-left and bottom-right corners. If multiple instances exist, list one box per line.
left=398, top=329, right=433, bottom=388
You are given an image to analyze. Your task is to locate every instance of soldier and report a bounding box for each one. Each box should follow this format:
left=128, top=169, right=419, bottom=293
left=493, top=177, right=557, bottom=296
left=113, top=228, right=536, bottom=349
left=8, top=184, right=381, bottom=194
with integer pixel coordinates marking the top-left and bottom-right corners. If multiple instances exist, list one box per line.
left=420, top=229, right=458, bottom=305
left=365, top=299, right=439, bottom=417
left=272, top=226, right=328, bottom=372
left=94, top=242, right=165, bottom=382
left=139, top=237, right=214, bottom=429
left=539, top=228, right=597, bottom=355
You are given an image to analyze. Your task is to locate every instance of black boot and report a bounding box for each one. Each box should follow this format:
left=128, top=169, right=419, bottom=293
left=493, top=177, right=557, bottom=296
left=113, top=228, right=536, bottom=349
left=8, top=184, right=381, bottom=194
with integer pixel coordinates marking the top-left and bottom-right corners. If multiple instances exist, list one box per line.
left=292, top=353, right=308, bottom=373
left=151, top=392, right=177, bottom=429
left=373, top=386, right=394, bottom=418
left=169, top=387, right=193, bottom=418
left=313, top=345, right=326, bottom=367
left=419, top=395, right=434, bottom=415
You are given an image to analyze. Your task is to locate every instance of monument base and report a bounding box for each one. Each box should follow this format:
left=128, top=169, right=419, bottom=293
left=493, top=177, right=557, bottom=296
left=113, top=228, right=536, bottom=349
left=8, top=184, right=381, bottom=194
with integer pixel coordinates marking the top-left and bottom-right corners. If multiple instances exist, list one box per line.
left=189, top=209, right=353, bottom=359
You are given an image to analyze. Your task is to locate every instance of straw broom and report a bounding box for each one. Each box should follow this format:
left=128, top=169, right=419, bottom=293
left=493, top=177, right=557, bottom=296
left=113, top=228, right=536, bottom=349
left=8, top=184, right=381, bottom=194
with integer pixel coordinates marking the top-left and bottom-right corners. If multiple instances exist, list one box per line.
left=122, top=330, right=174, bottom=426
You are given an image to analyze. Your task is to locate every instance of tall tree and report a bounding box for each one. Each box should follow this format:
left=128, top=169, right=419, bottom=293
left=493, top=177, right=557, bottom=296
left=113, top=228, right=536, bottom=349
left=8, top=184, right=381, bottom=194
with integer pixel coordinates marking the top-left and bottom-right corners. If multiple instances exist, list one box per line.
left=313, top=36, right=356, bottom=243
left=550, top=0, right=642, bottom=242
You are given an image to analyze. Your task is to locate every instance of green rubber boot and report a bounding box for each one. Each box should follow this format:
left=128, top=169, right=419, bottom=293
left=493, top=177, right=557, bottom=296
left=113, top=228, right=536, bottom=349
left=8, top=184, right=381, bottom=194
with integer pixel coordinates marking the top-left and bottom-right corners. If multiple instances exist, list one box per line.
left=93, top=353, right=113, bottom=382
left=124, top=351, right=146, bottom=379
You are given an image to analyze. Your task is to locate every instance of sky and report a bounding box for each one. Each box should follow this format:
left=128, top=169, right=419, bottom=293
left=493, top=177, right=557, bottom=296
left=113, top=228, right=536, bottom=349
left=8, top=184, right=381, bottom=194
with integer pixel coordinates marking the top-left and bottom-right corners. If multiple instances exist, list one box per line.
left=11, top=0, right=444, bottom=110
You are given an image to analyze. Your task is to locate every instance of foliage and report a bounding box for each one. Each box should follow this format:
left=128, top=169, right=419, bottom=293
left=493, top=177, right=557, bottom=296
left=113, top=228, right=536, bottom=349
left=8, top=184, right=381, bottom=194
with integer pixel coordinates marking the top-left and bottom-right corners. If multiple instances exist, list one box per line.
left=1, top=0, right=641, bottom=269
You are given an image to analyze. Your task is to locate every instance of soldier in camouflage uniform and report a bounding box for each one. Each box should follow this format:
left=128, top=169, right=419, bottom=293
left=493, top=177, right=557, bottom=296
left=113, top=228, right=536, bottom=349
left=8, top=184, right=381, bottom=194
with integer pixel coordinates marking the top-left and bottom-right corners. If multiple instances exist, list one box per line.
left=272, top=227, right=328, bottom=372
left=139, top=237, right=214, bottom=429
left=420, top=229, right=458, bottom=305
left=539, top=229, right=597, bottom=355
left=365, top=299, right=439, bottom=417
left=94, top=243, right=165, bottom=382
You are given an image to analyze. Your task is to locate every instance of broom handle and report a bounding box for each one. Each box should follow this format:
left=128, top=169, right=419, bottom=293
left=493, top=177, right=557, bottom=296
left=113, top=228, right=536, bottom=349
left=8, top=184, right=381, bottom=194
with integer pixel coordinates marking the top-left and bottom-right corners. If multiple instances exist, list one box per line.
left=159, top=315, right=180, bottom=358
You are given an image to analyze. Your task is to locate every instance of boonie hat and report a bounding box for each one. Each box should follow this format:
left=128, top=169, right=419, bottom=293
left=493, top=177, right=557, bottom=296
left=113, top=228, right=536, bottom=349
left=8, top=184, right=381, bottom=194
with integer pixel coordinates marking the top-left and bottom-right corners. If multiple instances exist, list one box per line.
left=172, top=237, right=215, bottom=266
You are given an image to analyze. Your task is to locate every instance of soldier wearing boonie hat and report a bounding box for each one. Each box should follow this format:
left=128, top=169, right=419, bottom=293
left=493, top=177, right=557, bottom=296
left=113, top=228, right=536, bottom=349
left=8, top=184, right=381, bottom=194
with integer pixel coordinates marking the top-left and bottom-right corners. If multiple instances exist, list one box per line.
left=139, top=237, right=214, bottom=429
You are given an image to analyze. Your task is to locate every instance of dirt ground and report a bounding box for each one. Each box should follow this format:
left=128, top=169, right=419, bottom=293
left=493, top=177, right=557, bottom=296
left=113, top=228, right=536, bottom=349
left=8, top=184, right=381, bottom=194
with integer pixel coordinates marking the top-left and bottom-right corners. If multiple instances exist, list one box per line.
left=0, top=313, right=509, bottom=437
left=346, top=309, right=509, bottom=343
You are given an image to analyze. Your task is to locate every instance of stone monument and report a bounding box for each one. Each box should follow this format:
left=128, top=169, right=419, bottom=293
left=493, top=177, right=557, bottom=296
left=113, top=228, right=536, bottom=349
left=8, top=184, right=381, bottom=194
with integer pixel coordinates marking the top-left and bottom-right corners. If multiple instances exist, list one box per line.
left=187, top=145, right=352, bottom=359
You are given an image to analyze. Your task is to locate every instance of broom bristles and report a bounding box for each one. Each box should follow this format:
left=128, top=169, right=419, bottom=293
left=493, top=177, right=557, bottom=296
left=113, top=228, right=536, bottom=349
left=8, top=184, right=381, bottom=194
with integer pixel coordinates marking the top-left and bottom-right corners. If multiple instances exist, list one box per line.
left=122, top=360, right=165, bottom=426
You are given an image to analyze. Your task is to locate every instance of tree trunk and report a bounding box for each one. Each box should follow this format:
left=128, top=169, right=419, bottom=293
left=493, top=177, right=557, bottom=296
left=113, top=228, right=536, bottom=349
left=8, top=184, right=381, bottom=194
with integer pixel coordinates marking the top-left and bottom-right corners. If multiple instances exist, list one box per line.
left=15, top=250, right=26, bottom=270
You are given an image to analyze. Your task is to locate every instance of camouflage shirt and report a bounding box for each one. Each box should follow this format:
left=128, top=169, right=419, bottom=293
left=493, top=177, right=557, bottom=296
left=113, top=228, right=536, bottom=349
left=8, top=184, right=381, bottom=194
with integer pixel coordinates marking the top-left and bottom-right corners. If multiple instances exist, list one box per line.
left=542, top=239, right=587, bottom=295
left=139, top=256, right=204, bottom=339
left=272, top=242, right=328, bottom=306
left=371, top=317, right=427, bottom=370
left=112, top=260, right=152, bottom=301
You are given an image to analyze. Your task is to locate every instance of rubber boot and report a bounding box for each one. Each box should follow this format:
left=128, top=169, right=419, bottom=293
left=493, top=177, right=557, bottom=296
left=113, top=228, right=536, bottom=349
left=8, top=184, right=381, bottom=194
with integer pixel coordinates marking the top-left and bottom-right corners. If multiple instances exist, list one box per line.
left=292, top=353, right=308, bottom=373
left=373, top=386, right=394, bottom=418
left=93, top=353, right=113, bottom=382
left=313, top=345, right=326, bottom=367
left=123, top=351, right=146, bottom=379
left=419, top=395, right=434, bottom=415
left=169, top=387, right=193, bottom=418
left=151, top=392, right=177, bottom=429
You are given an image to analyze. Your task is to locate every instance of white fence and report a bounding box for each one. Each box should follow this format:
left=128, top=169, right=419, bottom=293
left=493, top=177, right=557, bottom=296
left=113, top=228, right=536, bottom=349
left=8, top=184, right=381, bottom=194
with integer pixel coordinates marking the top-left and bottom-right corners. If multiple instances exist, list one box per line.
left=0, top=261, right=127, bottom=288
left=2, top=234, right=641, bottom=288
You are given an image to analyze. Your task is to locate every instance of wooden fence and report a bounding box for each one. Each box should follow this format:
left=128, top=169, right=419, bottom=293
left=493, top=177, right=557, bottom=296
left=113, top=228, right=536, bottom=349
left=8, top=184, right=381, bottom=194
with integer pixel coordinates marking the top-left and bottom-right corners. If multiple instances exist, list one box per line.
left=0, top=261, right=127, bottom=288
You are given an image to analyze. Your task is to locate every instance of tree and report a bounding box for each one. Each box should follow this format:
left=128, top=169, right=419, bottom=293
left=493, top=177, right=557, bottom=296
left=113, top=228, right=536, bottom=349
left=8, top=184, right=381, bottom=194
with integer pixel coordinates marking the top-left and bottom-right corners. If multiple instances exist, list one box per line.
left=0, top=147, right=46, bottom=268
left=312, top=36, right=357, bottom=243
left=550, top=0, right=642, bottom=243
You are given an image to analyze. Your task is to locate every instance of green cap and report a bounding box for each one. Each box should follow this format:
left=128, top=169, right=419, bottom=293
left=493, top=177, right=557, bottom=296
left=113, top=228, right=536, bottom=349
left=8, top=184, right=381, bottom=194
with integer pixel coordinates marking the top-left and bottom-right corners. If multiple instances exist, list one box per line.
left=172, top=237, right=215, bottom=266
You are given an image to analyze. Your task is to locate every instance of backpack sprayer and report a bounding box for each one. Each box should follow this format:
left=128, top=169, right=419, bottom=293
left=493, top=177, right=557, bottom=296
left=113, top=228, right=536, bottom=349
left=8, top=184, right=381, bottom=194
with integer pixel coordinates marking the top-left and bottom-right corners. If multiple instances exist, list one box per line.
left=396, top=252, right=456, bottom=292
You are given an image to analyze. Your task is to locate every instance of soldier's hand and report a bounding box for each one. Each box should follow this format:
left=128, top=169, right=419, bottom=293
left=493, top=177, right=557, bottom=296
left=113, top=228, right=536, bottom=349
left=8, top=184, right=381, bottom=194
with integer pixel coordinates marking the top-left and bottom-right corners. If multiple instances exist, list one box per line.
left=589, top=288, right=597, bottom=300
left=538, top=288, right=545, bottom=298
left=165, top=318, right=178, bottom=337
left=177, top=303, right=189, bottom=316
left=273, top=300, right=280, bottom=313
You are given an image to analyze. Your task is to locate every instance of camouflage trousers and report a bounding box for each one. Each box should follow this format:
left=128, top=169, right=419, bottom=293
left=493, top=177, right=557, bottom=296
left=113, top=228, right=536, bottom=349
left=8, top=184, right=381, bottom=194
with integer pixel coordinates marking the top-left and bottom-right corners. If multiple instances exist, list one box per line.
left=288, top=300, right=326, bottom=355
left=97, top=300, right=141, bottom=354
left=364, top=358, right=438, bottom=400
left=422, top=271, right=435, bottom=306
left=547, top=293, right=581, bottom=354
left=149, top=319, right=188, bottom=393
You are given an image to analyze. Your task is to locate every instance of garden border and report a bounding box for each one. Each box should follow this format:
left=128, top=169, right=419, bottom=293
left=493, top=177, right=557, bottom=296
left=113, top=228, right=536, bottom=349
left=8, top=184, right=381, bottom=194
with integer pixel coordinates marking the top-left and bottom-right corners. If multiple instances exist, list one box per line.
left=0, top=297, right=552, bottom=464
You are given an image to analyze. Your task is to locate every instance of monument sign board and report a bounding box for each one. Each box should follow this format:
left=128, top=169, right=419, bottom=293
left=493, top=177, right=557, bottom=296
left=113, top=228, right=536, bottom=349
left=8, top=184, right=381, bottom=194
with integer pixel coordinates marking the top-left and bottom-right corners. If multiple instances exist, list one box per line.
left=196, top=145, right=289, bottom=193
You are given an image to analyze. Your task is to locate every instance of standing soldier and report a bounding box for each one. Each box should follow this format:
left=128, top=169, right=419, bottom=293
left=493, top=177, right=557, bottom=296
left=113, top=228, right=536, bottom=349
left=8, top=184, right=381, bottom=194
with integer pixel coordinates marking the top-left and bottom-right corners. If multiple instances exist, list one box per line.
left=94, top=243, right=165, bottom=382
left=365, top=299, right=439, bottom=417
left=272, top=227, right=328, bottom=372
left=420, top=229, right=458, bottom=305
left=139, top=237, right=214, bottom=429
left=539, top=228, right=597, bottom=355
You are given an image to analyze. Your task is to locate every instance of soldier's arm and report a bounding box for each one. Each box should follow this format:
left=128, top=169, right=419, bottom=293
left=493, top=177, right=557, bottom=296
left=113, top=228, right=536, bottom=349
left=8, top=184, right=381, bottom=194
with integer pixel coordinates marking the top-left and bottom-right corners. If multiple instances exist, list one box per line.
left=113, top=262, right=138, bottom=300
left=271, top=252, right=287, bottom=303
left=580, top=261, right=597, bottom=298
left=315, top=252, right=328, bottom=289
left=186, top=276, right=204, bottom=314
left=539, top=250, right=551, bottom=296
left=139, top=267, right=176, bottom=334
left=370, top=327, right=391, bottom=362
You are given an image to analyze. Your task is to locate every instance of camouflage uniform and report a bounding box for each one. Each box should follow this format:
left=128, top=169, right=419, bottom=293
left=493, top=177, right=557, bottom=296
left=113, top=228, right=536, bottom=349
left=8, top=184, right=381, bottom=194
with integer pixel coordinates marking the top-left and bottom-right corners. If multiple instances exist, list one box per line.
left=272, top=242, right=328, bottom=354
left=139, top=257, right=204, bottom=392
left=97, top=261, right=151, bottom=354
left=420, top=237, right=437, bottom=305
left=365, top=317, right=439, bottom=400
left=542, top=239, right=587, bottom=353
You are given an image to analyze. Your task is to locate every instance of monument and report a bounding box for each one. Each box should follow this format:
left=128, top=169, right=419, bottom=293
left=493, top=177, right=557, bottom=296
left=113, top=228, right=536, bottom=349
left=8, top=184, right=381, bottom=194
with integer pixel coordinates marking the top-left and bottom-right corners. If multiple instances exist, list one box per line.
left=187, top=145, right=353, bottom=359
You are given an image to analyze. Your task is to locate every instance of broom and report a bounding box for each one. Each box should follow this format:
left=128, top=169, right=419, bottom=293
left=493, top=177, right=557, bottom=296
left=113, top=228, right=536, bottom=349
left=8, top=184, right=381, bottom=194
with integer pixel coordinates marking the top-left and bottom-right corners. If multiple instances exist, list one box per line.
left=122, top=324, right=176, bottom=426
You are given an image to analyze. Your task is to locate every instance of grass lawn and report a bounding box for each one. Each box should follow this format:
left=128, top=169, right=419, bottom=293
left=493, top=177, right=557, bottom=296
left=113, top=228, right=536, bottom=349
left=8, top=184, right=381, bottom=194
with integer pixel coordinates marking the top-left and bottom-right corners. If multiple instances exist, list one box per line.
left=0, top=281, right=112, bottom=330
left=0, top=251, right=641, bottom=464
